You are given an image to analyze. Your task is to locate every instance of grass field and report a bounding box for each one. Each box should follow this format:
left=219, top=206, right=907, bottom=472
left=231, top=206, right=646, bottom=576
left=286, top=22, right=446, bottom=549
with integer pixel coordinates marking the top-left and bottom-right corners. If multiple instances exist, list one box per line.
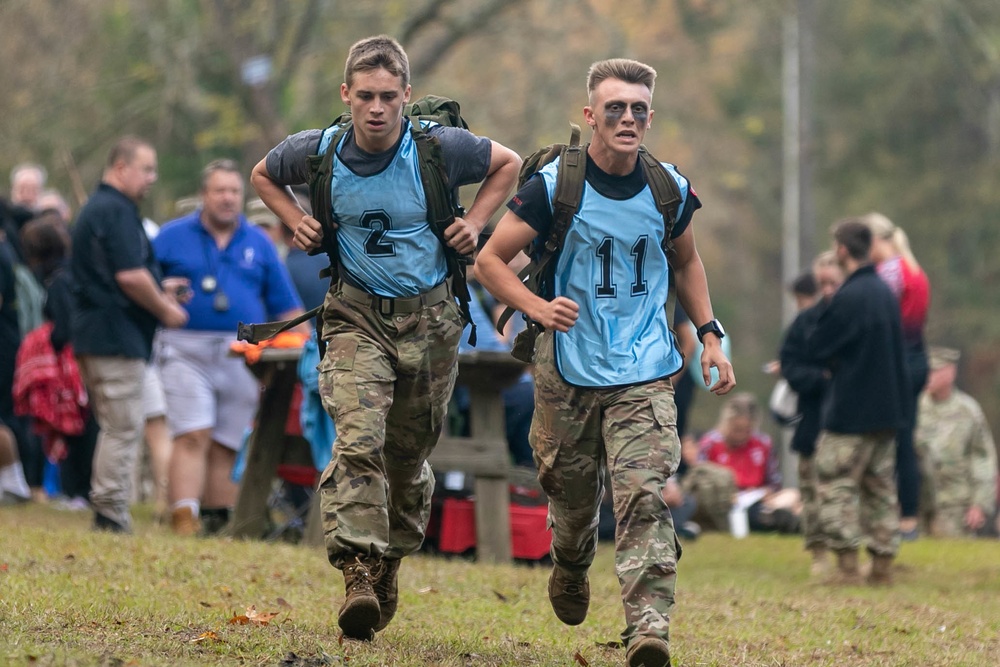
left=1, top=502, right=999, bottom=666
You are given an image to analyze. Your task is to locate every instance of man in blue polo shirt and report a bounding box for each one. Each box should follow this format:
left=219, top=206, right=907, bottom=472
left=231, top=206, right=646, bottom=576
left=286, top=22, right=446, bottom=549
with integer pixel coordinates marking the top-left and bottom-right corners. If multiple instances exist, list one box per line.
left=154, top=159, right=304, bottom=536
left=71, top=136, right=190, bottom=534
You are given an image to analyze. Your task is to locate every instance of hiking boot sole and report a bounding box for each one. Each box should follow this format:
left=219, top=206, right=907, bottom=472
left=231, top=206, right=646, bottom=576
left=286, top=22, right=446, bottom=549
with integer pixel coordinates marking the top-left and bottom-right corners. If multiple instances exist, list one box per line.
left=338, top=595, right=380, bottom=641
left=627, top=638, right=671, bottom=667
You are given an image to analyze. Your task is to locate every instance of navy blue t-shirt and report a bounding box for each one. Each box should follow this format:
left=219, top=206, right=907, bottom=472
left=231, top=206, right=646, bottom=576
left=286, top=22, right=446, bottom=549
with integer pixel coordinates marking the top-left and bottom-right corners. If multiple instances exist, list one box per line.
left=70, top=183, right=161, bottom=360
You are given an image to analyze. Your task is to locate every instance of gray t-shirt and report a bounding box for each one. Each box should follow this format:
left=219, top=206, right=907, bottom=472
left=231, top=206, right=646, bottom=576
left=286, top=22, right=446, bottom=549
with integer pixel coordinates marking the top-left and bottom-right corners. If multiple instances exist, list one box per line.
left=265, top=122, right=491, bottom=189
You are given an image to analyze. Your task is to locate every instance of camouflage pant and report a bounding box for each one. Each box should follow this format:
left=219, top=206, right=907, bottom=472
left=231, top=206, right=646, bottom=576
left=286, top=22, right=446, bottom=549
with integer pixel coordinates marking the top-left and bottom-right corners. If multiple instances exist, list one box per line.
left=681, top=462, right=735, bottom=532
left=815, top=430, right=899, bottom=556
left=929, top=505, right=974, bottom=538
left=317, top=285, right=463, bottom=569
left=530, top=332, right=681, bottom=648
left=797, top=454, right=824, bottom=549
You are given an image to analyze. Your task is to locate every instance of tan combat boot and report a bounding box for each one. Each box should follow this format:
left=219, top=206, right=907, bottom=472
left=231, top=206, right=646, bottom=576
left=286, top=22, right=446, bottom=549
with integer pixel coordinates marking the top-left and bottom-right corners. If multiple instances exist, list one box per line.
left=372, top=558, right=401, bottom=632
left=626, top=636, right=671, bottom=667
left=809, top=546, right=830, bottom=579
left=170, top=506, right=200, bottom=537
left=867, top=554, right=894, bottom=586
left=548, top=566, right=590, bottom=626
left=826, top=549, right=862, bottom=585
left=338, top=556, right=381, bottom=640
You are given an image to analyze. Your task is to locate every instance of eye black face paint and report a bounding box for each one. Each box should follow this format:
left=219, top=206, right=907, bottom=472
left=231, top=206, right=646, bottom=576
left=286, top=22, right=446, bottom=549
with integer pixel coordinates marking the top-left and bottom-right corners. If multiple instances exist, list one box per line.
left=630, top=104, right=649, bottom=128
left=603, top=101, right=649, bottom=128
left=604, top=103, right=626, bottom=125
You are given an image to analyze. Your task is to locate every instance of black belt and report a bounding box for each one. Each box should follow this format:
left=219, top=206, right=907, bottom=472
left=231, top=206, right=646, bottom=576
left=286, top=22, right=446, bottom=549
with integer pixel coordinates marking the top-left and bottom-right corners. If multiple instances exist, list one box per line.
left=339, top=281, right=450, bottom=317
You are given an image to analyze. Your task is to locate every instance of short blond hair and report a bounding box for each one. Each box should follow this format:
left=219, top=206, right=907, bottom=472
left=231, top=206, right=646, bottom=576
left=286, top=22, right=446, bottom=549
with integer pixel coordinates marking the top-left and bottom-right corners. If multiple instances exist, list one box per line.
left=718, top=392, right=760, bottom=434
left=344, top=35, right=409, bottom=88
left=586, top=58, right=656, bottom=99
left=812, top=250, right=837, bottom=272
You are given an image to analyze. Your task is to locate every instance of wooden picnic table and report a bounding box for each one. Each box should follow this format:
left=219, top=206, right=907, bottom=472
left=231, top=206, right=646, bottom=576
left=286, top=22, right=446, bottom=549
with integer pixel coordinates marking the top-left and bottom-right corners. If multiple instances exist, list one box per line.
left=229, top=346, right=528, bottom=564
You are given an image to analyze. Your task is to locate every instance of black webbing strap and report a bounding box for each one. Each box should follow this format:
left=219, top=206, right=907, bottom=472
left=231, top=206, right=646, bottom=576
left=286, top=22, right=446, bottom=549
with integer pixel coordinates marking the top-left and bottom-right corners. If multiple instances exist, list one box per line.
left=411, top=119, right=477, bottom=346
left=637, top=146, right=682, bottom=257
left=237, top=305, right=322, bottom=345
left=495, top=132, right=586, bottom=336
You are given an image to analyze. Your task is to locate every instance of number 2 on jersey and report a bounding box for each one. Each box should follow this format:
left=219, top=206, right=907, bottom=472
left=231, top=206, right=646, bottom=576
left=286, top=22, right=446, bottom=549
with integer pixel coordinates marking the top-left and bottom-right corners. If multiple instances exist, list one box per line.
left=361, top=209, right=395, bottom=257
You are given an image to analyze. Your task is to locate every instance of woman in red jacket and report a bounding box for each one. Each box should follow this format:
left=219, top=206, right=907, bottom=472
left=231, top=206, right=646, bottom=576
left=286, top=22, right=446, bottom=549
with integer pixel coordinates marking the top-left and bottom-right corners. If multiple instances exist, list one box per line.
left=863, top=212, right=930, bottom=540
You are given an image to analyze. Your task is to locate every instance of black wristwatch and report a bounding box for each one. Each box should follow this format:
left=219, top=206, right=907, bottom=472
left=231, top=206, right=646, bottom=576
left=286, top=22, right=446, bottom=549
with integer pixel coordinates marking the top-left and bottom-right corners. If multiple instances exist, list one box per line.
left=696, top=319, right=726, bottom=343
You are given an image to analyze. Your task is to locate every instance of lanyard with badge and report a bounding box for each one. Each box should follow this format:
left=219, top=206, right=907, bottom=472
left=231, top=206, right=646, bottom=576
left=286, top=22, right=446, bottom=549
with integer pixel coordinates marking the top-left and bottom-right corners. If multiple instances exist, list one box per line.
left=200, top=234, right=230, bottom=312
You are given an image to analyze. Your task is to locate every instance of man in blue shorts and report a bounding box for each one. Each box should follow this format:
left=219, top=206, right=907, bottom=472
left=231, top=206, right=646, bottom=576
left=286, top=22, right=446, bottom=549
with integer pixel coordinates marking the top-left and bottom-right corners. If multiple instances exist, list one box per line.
left=154, top=159, right=304, bottom=536
left=250, top=35, right=520, bottom=639
left=475, top=58, right=735, bottom=667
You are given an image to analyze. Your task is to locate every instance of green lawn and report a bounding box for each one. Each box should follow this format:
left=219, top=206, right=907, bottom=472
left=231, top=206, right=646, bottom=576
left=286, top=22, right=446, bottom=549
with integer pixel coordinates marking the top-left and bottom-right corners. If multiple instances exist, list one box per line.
left=1, top=502, right=998, bottom=666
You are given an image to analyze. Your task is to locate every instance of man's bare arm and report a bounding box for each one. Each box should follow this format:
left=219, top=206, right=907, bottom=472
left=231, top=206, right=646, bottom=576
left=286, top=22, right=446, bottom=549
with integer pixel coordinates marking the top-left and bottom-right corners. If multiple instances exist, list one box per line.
left=475, top=210, right=578, bottom=332
left=116, top=268, right=188, bottom=328
left=443, top=141, right=521, bottom=256
left=250, top=158, right=325, bottom=252
left=670, top=226, right=735, bottom=394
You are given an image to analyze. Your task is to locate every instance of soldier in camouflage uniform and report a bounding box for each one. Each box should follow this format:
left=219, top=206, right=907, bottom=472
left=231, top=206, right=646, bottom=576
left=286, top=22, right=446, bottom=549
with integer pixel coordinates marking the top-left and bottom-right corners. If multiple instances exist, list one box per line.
left=915, top=347, right=997, bottom=537
left=476, top=59, right=735, bottom=667
left=806, top=219, right=909, bottom=586
left=251, top=35, right=520, bottom=640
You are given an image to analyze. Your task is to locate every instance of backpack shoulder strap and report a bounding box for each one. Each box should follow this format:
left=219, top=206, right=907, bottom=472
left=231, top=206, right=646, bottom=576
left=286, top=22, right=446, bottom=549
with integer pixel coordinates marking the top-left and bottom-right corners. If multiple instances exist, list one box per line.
left=307, top=120, right=352, bottom=267
left=637, top=146, right=683, bottom=259
left=496, top=125, right=584, bottom=335
left=637, top=146, right=684, bottom=332
left=409, top=119, right=478, bottom=346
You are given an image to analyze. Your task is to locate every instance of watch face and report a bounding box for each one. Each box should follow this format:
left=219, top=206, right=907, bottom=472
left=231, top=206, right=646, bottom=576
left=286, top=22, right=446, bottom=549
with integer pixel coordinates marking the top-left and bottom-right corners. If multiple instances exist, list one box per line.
left=699, top=320, right=725, bottom=340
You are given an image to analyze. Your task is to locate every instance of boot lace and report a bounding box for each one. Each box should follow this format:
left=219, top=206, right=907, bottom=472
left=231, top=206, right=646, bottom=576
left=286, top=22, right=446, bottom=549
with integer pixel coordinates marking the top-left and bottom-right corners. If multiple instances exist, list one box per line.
left=344, top=557, right=374, bottom=594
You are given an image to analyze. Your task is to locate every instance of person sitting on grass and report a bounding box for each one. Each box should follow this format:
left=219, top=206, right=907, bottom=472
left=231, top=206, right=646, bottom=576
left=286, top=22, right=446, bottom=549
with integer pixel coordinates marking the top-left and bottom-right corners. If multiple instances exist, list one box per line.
left=698, top=392, right=801, bottom=534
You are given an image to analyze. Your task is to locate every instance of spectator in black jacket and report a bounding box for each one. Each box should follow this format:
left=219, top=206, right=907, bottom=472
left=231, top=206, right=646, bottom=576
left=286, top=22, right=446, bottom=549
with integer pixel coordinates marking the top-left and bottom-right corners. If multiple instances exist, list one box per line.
left=806, top=219, right=909, bottom=586
left=779, top=252, right=843, bottom=577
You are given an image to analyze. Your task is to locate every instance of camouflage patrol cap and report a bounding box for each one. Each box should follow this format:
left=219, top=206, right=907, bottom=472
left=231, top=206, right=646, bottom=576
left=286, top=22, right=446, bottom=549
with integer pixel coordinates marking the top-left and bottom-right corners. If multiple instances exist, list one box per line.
left=928, top=346, right=960, bottom=370
left=246, top=197, right=279, bottom=228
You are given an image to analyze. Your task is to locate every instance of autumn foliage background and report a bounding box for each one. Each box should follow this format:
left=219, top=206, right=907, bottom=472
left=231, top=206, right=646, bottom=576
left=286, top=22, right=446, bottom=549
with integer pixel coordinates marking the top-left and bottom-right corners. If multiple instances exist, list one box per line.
left=1, top=2, right=998, bottom=447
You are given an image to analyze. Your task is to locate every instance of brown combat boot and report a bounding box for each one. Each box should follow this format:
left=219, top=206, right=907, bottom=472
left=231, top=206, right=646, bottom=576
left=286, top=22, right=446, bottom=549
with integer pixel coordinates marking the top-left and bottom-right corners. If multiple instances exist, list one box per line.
left=338, top=556, right=381, bottom=640
left=867, top=554, right=894, bottom=586
left=170, top=507, right=200, bottom=537
left=809, top=546, right=830, bottom=579
left=372, top=558, right=401, bottom=632
left=548, top=567, right=590, bottom=626
left=826, top=549, right=862, bottom=585
left=626, top=636, right=671, bottom=667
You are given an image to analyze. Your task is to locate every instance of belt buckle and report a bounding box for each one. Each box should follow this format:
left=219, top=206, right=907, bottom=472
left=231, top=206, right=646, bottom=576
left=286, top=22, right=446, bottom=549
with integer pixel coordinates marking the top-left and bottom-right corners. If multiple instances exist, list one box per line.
left=378, top=296, right=395, bottom=317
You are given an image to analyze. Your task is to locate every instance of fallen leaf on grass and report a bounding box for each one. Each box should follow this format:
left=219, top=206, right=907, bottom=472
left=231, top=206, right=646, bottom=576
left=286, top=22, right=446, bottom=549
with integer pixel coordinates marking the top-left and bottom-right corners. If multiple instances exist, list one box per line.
left=417, top=586, right=436, bottom=594
left=492, top=590, right=508, bottom=602
left=573, top=651, right=589, bottom=666
left=229, top=605, right=280, bottom=626
left=64, top=554, right=75, bottom=561
left=190, top=631, right=221, bottom=643
left=277, top=597, right=293, bottom=609
left=1, top=563, right=7, bottom=572
left=199, top=601, right=212, bottom=608
left=595, top=640, right=623, bottom=649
